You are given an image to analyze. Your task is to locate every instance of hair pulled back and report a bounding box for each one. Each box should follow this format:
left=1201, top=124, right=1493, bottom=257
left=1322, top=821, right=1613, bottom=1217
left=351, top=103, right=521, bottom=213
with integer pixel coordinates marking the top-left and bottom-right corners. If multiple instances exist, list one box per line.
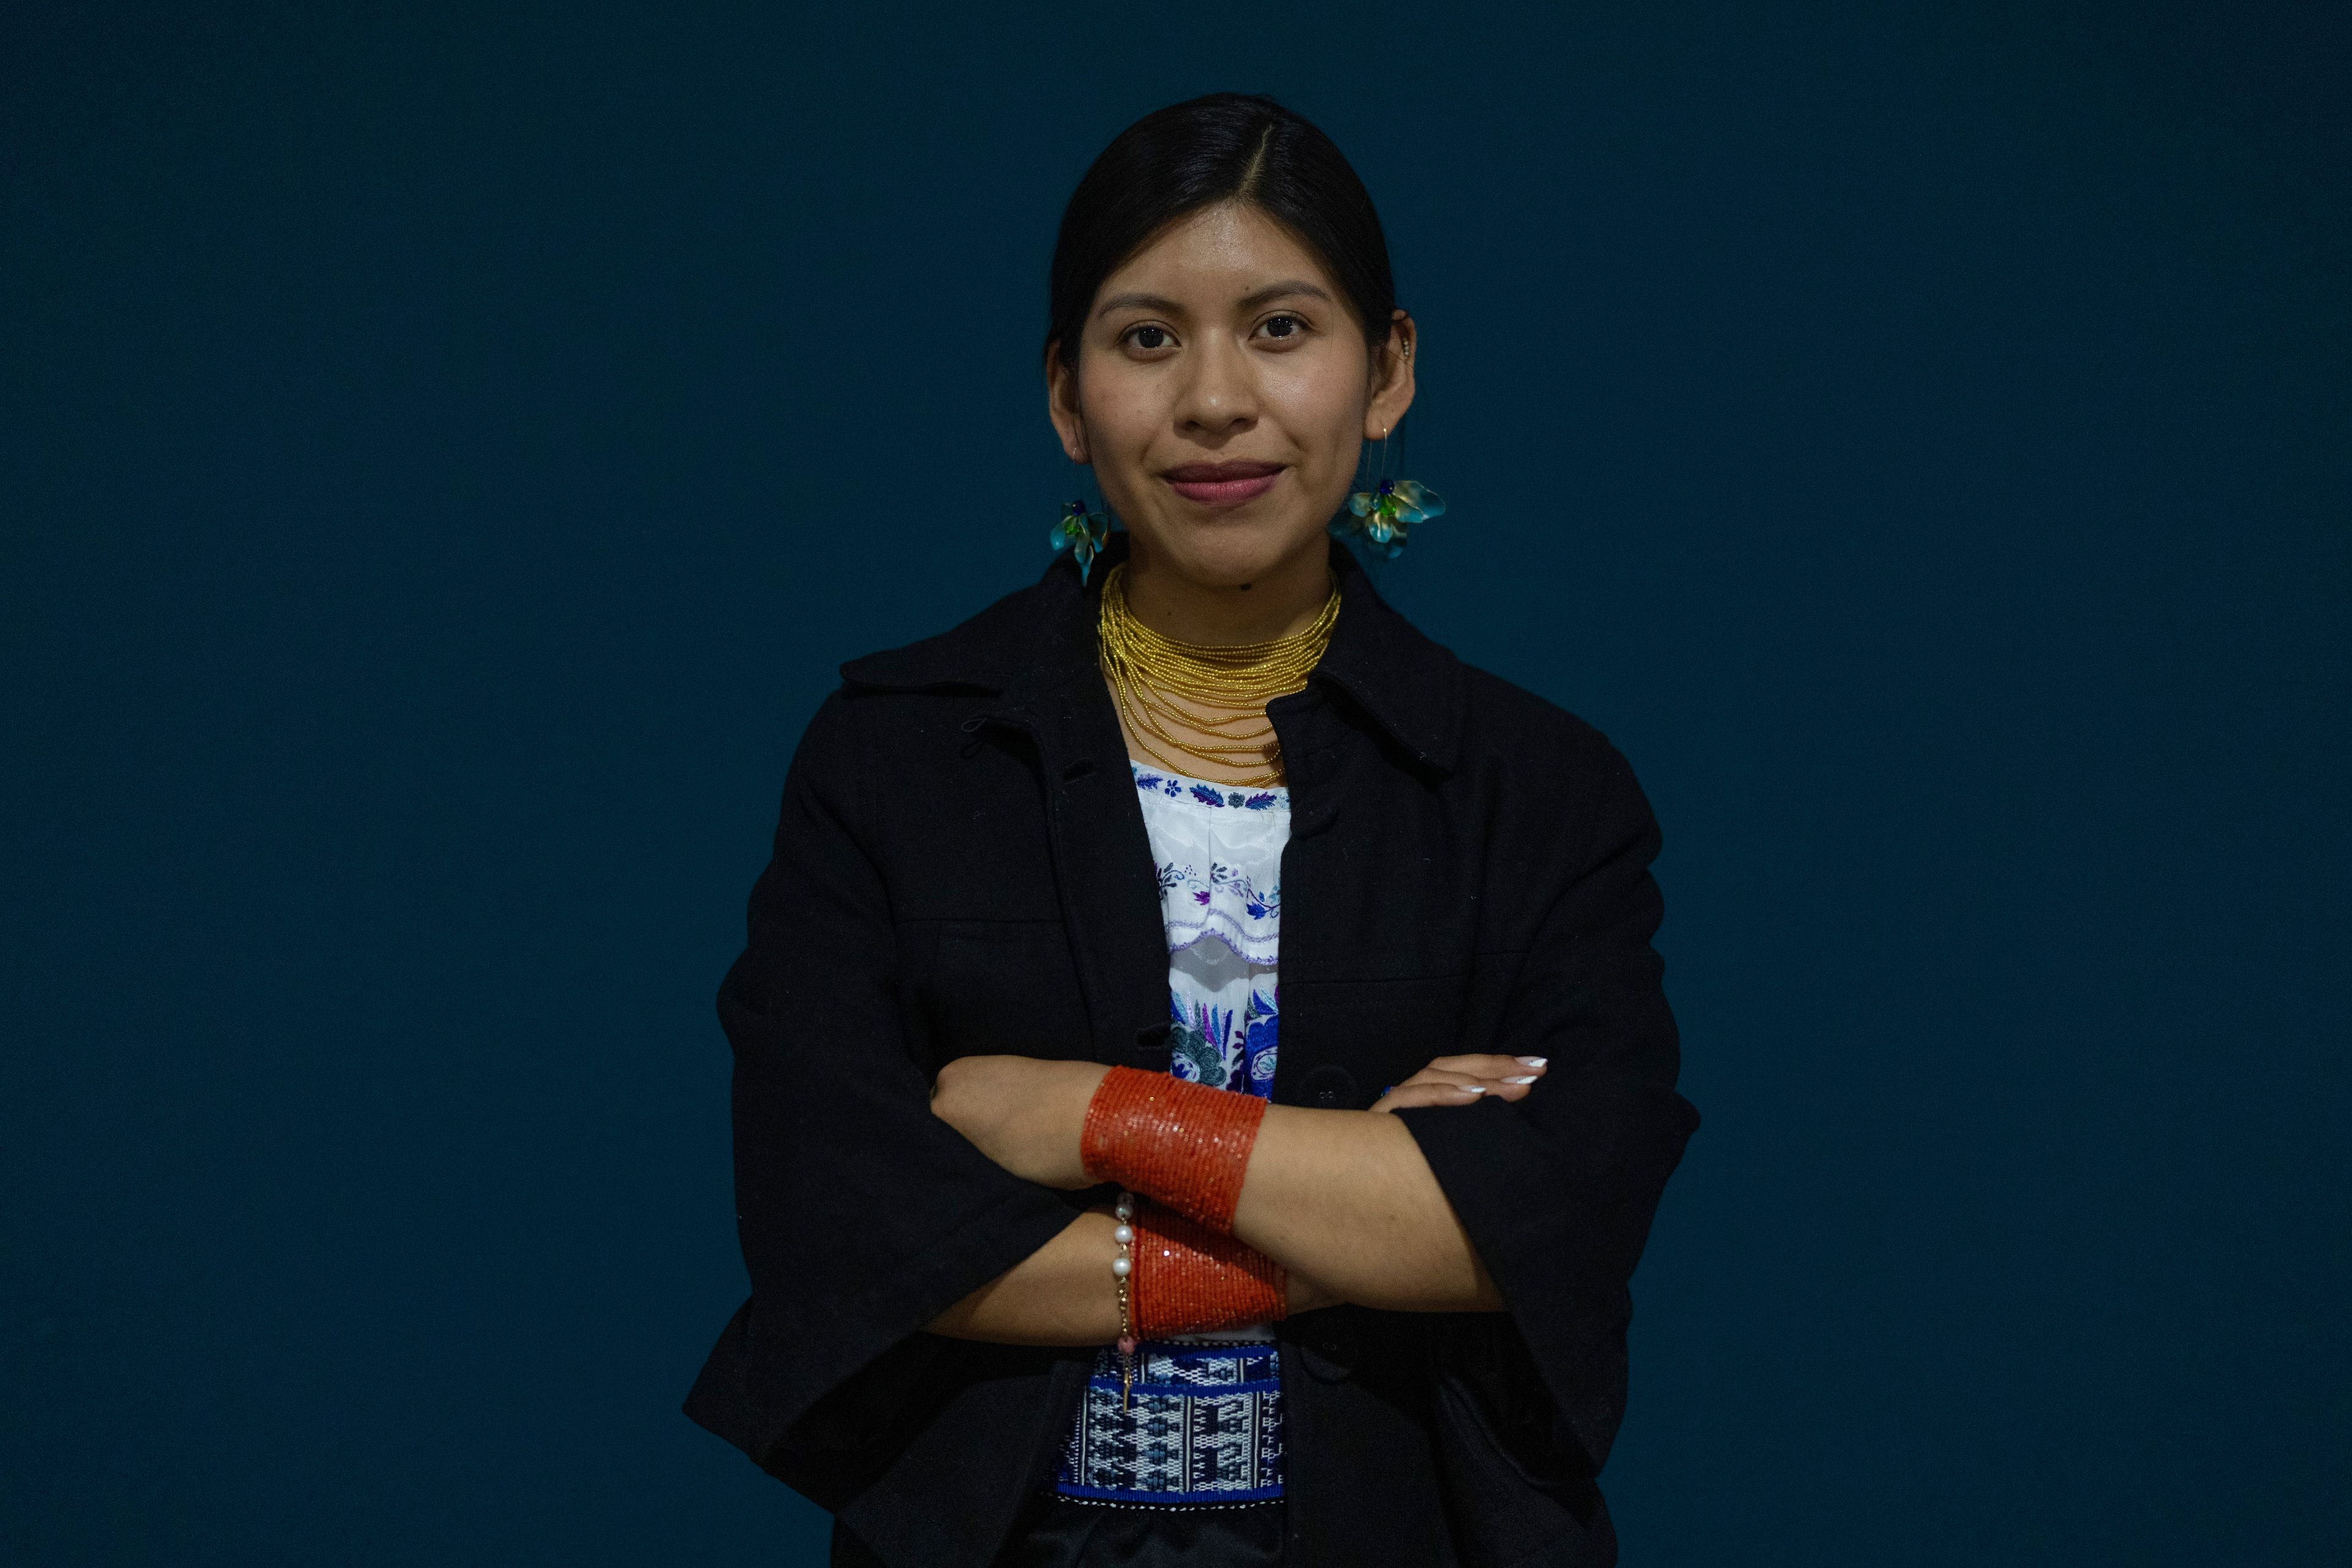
left=1046, top=94, right=1396, bottom=370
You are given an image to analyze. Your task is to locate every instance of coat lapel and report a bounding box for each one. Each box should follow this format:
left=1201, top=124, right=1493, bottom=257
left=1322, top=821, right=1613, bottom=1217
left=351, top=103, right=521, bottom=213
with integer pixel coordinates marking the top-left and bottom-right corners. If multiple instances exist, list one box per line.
left=973, top=551, right=1172, bottom=1071
left=1264, top=546, right=1469, bottom=1107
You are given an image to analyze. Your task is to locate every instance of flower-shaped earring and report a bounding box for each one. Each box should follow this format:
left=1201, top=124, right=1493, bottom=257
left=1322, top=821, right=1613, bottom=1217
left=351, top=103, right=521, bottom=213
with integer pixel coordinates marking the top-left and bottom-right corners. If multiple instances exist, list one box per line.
left=1050, top=499, right=1110, bottom=584
left=1336, top=478, right=1444, bottom=559
left=1334, top=412, right=1443, bottom=559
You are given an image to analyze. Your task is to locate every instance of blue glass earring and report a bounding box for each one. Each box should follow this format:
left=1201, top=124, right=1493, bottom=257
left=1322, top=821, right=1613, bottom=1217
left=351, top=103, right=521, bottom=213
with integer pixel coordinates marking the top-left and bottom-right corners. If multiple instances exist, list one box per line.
left=1050, top=497, right=1110, bottom=584
left=1333, top=422, right=1444, bottom=559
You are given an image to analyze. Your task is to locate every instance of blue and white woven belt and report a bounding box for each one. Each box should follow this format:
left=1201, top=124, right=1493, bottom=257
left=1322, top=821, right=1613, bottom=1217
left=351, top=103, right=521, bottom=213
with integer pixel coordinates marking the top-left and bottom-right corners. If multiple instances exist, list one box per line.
left=1052, top=1341, right=1285, bottom=1507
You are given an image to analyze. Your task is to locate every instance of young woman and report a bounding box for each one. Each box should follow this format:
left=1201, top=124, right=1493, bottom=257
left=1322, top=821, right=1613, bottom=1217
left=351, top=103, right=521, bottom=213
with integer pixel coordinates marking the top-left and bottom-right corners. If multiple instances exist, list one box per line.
left=685, top=95, right=1700, bottom=1568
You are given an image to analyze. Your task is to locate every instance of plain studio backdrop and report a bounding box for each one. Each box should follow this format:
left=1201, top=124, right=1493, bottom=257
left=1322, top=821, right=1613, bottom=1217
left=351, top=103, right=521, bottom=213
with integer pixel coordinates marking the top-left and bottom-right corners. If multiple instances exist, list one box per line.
left=3, top=3, right=2346, bottom=1563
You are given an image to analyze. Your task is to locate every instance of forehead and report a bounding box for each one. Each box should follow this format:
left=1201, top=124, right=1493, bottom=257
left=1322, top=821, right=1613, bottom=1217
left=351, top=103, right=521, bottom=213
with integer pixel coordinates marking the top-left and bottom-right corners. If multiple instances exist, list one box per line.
left=1094, top=202, right=1338, bottom=308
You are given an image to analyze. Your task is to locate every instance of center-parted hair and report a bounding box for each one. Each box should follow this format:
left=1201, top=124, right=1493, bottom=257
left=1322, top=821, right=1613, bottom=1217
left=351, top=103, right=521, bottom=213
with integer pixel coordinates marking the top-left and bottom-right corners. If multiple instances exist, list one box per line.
left=1046, top=94, right=1396, bottom=370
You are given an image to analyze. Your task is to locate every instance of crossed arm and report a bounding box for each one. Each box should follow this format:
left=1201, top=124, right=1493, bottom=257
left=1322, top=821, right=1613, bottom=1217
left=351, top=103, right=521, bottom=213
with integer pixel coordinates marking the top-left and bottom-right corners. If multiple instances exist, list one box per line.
left=921, top=1052, right=1547, bottom=1346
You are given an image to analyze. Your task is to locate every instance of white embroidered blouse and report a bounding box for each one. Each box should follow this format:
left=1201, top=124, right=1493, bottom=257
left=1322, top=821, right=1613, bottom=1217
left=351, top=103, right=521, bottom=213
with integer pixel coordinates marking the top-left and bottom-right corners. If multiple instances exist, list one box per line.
left=1048, top=763, right=1291, bottom=1509
left=1135, top=764, right=1286, bottom=1095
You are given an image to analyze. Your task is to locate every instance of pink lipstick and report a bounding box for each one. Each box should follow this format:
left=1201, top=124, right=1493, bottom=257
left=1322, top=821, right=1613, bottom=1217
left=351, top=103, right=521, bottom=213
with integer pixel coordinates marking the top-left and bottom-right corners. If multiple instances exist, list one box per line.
left=1162, top=459, right=1284, bottom=508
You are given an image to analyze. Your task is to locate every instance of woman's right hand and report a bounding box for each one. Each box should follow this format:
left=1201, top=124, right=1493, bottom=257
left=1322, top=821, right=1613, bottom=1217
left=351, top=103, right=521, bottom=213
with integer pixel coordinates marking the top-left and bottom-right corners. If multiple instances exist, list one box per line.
left=1368, top=1054, right=1548, bottom=1114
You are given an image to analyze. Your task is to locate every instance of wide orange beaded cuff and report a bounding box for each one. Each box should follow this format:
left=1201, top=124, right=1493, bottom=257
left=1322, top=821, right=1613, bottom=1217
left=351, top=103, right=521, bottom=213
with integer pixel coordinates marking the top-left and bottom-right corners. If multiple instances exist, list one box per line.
left=1130, top=1199, right=1287, bottom=1338
left=1080, top=1065, right=1268, bottom=1232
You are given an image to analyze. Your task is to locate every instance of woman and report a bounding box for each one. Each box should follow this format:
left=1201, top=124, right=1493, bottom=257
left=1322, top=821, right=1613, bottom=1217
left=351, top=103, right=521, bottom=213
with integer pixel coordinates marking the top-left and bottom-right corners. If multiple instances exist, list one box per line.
left=684, top=95, right=1699, bottom=1567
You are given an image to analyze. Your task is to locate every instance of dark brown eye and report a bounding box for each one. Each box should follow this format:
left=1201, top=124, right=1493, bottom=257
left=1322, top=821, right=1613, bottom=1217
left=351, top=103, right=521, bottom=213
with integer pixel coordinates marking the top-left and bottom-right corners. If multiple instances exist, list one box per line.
left=1131, top=326, right=1170, bottom=350
left=1261, top=315, right=1301, bottom=339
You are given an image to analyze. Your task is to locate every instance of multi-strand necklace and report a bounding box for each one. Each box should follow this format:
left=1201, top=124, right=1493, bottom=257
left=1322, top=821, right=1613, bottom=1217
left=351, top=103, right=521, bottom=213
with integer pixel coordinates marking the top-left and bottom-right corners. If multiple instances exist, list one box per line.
left=1096, top=562, right=1341, bottom=787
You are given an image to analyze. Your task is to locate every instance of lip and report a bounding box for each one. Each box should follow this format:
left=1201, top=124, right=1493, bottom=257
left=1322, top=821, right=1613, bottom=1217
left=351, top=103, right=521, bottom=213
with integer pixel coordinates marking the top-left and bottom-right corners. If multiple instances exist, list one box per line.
left=1161, top=459, right=1285, bottom=508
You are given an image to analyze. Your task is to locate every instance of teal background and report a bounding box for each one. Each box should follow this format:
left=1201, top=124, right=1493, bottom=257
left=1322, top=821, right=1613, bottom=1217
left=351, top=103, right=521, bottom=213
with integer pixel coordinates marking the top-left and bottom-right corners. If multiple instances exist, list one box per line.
left=4, top=2, right=2346, bottom=1562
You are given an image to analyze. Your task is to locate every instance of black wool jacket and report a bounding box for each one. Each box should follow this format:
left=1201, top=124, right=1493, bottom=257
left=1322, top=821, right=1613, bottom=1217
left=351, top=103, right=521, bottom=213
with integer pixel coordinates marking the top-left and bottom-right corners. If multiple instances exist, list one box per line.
left=684, top=536, right=1700, bottom=1567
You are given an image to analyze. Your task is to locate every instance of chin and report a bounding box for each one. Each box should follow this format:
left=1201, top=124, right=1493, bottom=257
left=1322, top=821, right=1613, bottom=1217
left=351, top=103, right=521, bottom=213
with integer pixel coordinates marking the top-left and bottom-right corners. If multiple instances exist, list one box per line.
left=1134, top=510, right=1329, bottom=588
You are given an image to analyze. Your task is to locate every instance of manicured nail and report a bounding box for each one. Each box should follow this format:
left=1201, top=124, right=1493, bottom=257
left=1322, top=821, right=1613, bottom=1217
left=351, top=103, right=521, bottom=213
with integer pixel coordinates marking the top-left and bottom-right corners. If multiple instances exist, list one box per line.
left=1460, top=1084, right=1486, bottom=1095
left=1502, top=1074, right=1538, bottom=1084
left=1516, top=1057, right=1547, bottom=1068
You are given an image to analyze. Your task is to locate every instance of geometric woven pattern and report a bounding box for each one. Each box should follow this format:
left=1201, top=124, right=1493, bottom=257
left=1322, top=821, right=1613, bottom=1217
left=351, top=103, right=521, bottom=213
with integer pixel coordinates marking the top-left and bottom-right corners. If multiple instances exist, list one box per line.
left=1052, top=1342, right=1284, bottom=1506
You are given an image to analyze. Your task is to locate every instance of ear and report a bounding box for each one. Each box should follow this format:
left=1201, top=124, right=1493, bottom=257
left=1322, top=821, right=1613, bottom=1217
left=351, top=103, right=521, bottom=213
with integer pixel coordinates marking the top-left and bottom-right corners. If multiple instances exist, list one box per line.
left=1363, top=309, right=1419, bottom=441
left=1044, top=344, right=1090, bottom=465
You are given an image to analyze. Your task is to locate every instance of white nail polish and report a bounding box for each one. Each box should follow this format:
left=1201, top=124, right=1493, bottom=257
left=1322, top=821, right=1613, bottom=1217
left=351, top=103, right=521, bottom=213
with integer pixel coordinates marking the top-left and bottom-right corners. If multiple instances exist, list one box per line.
left=1516, top=1057, right=1547, bottom=1068
left=1462, top=1084, right=1486, bottom=1094
left=1503, top=1074, right=1537, bottom=1084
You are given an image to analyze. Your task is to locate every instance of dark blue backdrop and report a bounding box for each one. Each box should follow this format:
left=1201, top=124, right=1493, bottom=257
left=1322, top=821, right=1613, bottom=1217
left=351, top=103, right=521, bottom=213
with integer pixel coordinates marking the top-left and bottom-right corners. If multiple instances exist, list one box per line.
left=5, top=3, right=2346, bottom=1562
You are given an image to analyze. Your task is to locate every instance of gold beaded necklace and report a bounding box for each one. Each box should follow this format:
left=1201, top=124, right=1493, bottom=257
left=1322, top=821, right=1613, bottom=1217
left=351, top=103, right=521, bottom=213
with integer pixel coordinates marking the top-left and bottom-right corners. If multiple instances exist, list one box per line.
left=1096, top=562, right=1341, bottom=786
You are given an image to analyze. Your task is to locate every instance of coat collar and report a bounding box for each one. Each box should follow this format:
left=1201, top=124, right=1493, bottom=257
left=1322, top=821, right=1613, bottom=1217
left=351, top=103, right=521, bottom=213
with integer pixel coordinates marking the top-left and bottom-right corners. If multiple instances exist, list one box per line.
left=839, top=533, right=1464, bottom=775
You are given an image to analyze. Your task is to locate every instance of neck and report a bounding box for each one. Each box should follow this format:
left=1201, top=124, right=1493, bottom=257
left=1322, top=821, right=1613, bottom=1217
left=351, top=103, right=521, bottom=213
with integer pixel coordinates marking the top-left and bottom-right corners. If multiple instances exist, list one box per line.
left=1117, top=535, right=1335, bottom=646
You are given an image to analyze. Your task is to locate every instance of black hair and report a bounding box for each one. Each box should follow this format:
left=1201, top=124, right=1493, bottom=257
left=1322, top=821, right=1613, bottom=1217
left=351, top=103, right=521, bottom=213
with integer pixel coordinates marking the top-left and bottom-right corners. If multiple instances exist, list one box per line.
left=1046, top=94, right=1397, bottom=371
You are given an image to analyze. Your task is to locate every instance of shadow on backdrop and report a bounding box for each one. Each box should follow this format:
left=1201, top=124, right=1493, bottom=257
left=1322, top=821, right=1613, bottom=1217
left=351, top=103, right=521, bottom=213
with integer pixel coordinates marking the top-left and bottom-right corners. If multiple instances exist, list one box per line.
left=2, top=2, right=2346, bottom=1564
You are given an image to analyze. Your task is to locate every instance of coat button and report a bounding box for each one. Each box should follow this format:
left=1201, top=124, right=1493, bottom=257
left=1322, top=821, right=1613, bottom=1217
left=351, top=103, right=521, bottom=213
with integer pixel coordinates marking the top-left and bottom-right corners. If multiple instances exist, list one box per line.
left=1129, top=1021, right=1171, bottom=1068
left=1294, top=1310, right=1363, bottom=1382
left=1297, top=1064, right=1356, bottom=1109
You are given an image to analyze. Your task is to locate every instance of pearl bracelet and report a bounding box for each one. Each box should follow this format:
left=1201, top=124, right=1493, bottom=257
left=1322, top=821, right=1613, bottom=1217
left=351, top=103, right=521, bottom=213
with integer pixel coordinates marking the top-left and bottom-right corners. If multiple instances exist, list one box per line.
left=1112, top=1190, right=1139, bottom=1408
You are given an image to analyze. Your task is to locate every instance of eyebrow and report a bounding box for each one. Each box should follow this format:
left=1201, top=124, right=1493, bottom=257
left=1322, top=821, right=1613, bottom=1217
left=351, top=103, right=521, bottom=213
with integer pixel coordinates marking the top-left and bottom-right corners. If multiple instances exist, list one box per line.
left=1092, top=279, right=1336, bottom=320
left=1238, top=279, right=1333, bottom=311
left=1095, top=292, right=1185, bottom=318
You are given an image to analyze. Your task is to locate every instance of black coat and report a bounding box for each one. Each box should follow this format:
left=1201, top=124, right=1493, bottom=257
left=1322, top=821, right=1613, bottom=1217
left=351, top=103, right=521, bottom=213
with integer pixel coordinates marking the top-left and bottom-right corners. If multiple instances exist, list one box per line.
left=684, top=536, right=1700, bottom=1567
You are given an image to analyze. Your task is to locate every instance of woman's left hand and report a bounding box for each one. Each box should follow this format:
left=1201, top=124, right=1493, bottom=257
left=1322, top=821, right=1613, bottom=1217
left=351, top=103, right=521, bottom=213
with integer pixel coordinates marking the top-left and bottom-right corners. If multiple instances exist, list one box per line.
left=930, top=1055, right=1110, bottom=1189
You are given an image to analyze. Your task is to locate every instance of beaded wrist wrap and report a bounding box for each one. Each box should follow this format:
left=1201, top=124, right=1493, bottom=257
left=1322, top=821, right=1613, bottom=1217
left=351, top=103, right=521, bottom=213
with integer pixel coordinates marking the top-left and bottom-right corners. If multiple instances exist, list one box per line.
left=1131, top=1199, right=1288, bottom=1337
left=1080, top=1065, right=1269, bottom=1233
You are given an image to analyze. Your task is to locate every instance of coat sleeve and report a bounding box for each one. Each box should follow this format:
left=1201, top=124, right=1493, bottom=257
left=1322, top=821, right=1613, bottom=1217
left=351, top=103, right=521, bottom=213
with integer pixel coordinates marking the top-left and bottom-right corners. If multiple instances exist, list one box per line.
left=1391, top=744, right=1700, bottom=1480
left=682, top=690, right=1081, bottom=1487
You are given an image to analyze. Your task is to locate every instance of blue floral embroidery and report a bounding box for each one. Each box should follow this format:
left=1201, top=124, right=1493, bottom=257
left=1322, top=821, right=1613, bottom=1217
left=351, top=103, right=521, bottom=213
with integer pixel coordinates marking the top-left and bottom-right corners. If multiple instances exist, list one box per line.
left=1210, top=862, right=1280, bottom=921
left=1243, top=985, right=1279, bottom=1091
left=1134, top=772, right=1283, bottom=810
left=1155, top=861, right=1279, bottom=929
left=1164, top=983, right=1278, bottom=1099
left=1168, top=995, right=1234, bottom=1088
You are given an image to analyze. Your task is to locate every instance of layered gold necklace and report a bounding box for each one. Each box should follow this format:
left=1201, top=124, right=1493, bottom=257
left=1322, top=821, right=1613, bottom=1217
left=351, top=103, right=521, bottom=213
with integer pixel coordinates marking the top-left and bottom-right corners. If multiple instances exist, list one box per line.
left=1096, top=562, right=1341, bottom=786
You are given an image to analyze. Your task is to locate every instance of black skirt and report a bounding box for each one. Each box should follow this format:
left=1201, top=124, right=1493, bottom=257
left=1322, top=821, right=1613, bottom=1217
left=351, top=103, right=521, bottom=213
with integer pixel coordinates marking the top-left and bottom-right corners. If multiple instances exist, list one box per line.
left=831, top=1499, right=1285, bottom=1567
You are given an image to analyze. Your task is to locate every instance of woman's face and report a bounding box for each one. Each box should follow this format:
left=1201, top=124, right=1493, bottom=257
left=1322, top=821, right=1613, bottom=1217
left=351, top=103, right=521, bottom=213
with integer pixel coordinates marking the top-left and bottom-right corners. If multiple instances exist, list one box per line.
left=1047, top=202, right=1415, bottom=591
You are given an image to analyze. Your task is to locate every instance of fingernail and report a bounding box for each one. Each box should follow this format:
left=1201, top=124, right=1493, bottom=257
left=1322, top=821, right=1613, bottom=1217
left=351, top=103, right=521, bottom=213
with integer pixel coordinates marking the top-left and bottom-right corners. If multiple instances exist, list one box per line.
left=1516, top=1057, right=1547, bottom=1068
left=1502, top=1074, right=1538, bottom=1084
left=1460, top=1084, right=1486, bottom=1095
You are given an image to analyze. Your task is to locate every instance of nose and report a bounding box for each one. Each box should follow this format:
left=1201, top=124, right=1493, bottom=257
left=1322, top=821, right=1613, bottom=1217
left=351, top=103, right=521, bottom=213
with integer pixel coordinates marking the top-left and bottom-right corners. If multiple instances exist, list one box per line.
left=1173, top=331, right=1259, bottom=440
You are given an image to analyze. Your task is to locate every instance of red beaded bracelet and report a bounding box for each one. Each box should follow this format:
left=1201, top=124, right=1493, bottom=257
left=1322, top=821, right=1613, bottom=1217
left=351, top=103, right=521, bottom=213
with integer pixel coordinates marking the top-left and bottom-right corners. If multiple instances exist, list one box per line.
left=1129, top=1197, right=1287, bottom=1338
left=1080, top=1065, right=1268, bottom=1232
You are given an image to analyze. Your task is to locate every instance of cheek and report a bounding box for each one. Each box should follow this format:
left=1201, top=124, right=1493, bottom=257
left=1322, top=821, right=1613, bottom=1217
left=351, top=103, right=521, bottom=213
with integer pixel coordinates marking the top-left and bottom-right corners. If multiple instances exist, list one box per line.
left=1076, top=363, right=1164, bottom=459
left=1264, top=362, right=1368, bottom=472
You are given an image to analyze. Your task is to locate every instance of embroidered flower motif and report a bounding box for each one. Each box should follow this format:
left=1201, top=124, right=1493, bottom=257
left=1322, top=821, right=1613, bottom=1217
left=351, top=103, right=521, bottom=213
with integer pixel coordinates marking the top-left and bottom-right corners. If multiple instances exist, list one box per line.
left=1168, top=998, right=1232, bottom=1088
left=1192, top=862, right=1279, bottom=922
left=1165, top=988, right=1275, bottom=1099
left=1133, top=767, right=1286, bottom=812
left=1244, top=986, right=1280, bottom=1088
left=1156, top=864, right=1278, bottom=924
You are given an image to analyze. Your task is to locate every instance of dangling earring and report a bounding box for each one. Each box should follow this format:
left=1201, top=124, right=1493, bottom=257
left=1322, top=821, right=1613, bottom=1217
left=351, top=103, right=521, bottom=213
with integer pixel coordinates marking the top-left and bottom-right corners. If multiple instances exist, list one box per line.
left=1334, top=409, right=1444, bottom=559
left=1050, top=497, right=1110, bottom=584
